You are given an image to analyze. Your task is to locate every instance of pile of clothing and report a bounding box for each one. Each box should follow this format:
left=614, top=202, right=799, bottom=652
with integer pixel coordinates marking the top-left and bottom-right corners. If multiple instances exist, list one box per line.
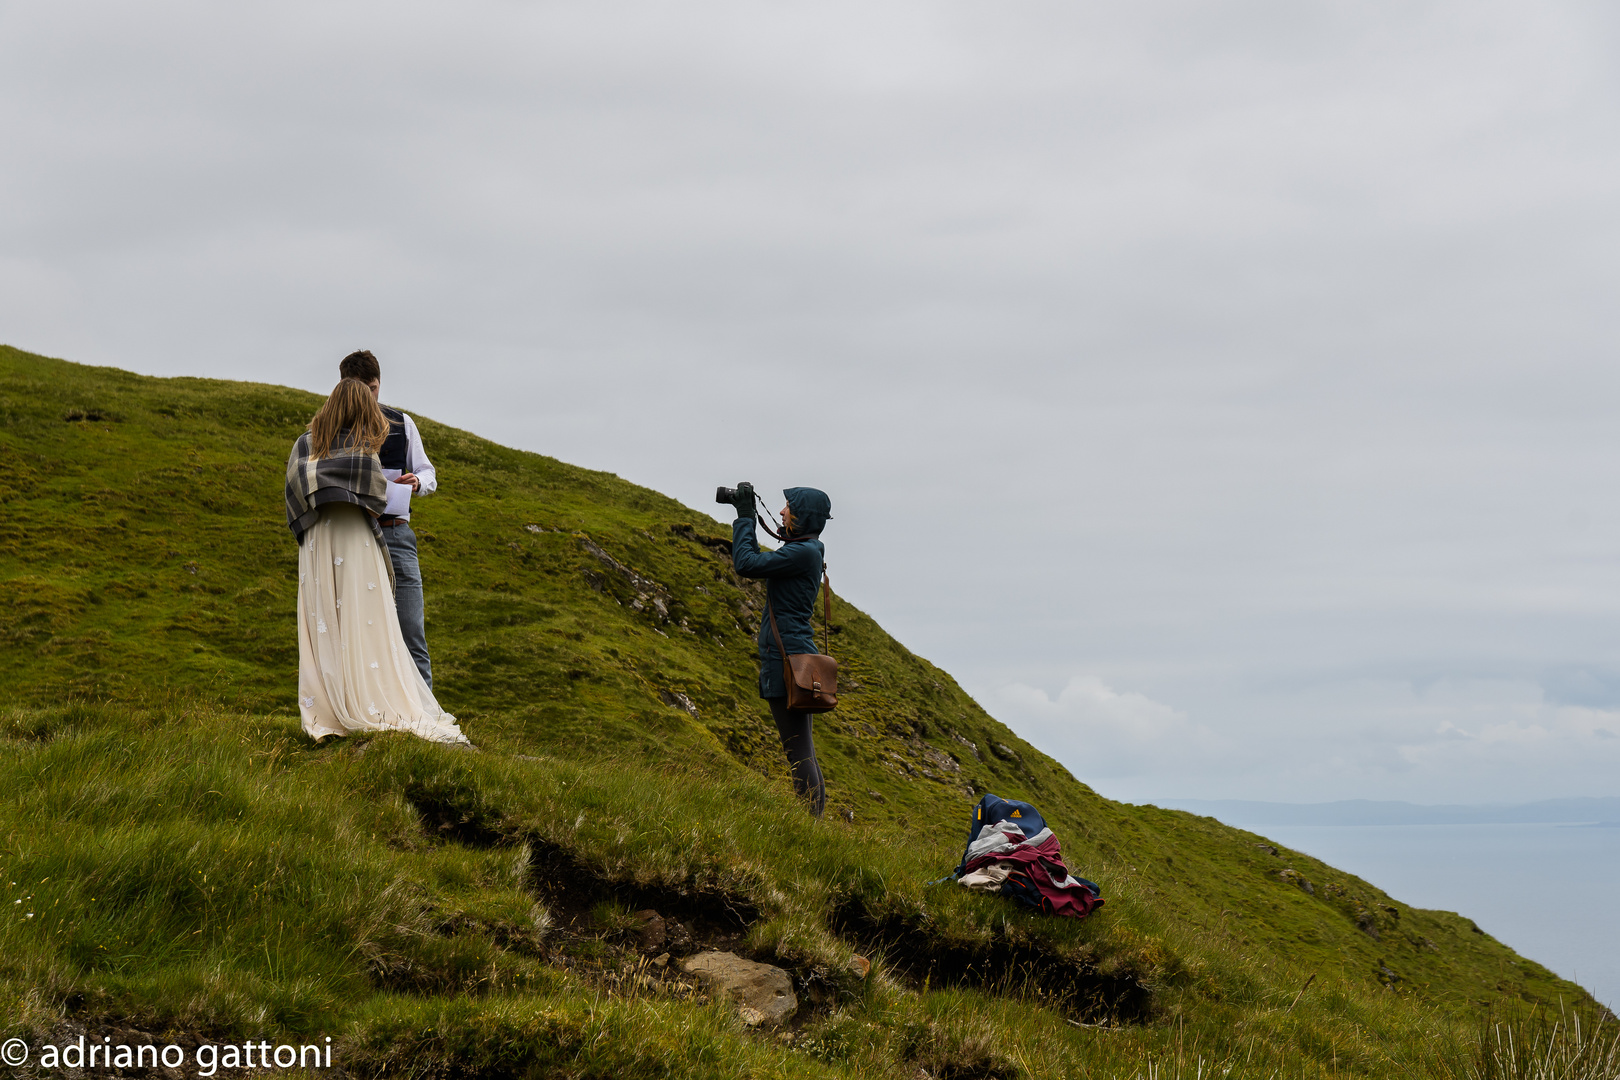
left=954, top=794, right=1104, bottom=919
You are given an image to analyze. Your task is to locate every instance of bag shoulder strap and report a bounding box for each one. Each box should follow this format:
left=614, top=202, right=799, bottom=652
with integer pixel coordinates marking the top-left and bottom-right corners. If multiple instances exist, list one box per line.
left=822, top=567, right=832, bottom=655
left=765, top=595, right=789, bottom=658
left=764, top=561, right=833, bottom=659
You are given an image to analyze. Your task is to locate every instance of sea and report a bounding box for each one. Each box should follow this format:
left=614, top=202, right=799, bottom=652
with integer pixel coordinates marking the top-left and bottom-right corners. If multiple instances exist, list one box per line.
left=1249, top=822, right=1620, bottom=1012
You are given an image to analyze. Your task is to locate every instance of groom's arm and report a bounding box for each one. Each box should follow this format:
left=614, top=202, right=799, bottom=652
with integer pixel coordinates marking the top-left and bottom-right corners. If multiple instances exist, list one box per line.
left=402, top=414, right=437, bottom=496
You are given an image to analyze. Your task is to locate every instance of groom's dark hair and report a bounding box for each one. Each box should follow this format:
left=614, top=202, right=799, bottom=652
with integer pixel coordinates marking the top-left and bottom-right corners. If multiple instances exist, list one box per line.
left=339, top=350, right=380, bottom=382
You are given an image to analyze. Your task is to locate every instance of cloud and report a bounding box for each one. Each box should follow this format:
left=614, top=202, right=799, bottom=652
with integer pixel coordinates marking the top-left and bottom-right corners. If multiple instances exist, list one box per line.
left=994, top=676, right=1219, bottom=780
left=1539, top=666, right=1620, bottom=709
left=978, top=668, right=1620, bottom=804
left=1385, top=693, right=1620, bottom=790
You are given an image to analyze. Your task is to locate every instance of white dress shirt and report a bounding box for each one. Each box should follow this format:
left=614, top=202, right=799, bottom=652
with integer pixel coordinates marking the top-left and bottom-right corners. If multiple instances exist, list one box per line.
left=382, top=412, right=437, bottom=520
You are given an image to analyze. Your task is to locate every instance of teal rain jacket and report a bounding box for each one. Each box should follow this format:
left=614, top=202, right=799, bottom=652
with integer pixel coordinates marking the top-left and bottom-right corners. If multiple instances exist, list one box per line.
left=731, top=487, right=831, bottom=699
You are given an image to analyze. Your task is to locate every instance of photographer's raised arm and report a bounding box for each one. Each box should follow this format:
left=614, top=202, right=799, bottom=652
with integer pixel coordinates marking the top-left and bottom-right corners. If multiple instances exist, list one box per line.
left=731, top=516, right=819, bottom=579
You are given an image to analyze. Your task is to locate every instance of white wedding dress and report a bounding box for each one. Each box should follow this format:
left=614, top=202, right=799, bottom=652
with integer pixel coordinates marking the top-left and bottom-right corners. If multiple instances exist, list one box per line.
left=295, top=503, right=469, bottom=745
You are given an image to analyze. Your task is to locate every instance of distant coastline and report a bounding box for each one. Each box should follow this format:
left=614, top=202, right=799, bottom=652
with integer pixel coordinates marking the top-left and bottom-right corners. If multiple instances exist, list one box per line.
left=1152, top=796, right=1620, bottom=827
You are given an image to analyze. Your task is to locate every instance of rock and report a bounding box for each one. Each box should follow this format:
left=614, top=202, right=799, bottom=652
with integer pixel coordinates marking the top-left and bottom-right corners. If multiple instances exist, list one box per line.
left=633, top=909, right=666, bottom=952
left=665, top=919, right=693, bottom=951
left=1278, top=868, right=1315, bottom=895
left=651, top=952, right=670, bottom=968
left=679, top=951, right=798, bottom=1027
left=847, top=954, right=871, bottom=979
left=578, top=538, right=672, bottom=621
left=658, top=690, right=700, bottom=719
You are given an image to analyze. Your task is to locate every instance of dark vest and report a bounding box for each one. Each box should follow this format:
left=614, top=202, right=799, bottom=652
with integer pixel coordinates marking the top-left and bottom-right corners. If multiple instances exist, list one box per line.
left=378, top=405, right=410, bottom=472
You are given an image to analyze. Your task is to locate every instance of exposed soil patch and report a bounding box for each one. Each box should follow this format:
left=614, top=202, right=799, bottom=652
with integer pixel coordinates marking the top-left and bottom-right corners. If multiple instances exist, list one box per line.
left=514, top=840, right=851, bottom=1028
left=523, top=838, right=757, bottom=962
left=404, top=784, right=511, bottom=847
left=919, top=1047, right=1020, bottom=1080
left=526, top=839, right=758, bottom=935
left=398, top=803, right=841, bottom=1029
left=833, top=894, right=1152, bottom=1024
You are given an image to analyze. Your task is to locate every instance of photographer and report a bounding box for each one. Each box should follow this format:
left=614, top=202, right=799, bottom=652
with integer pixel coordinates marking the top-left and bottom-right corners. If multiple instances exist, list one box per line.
left=727, top=484, right=833, bottom=818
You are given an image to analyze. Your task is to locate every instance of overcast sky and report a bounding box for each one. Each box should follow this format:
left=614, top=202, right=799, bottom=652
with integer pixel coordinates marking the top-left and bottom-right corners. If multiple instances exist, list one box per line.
left=5, top=1, right=1620, bottom=805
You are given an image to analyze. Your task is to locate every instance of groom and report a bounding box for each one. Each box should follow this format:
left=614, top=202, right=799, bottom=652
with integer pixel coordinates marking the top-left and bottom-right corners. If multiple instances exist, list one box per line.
left=338, top=349, right=439, bottom=688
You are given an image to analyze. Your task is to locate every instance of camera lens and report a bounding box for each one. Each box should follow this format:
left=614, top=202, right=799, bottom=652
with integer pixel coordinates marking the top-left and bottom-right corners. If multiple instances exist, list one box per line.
left=715, top=486, right=736, bottom=504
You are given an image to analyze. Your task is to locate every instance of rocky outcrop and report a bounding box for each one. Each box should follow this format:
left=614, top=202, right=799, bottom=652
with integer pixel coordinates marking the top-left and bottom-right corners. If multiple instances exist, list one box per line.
left=1278, top=867, right=1315, bottom=896
left=577, top=537, right=679, bottom=626
left=678, top=951, right=797, bottom=1027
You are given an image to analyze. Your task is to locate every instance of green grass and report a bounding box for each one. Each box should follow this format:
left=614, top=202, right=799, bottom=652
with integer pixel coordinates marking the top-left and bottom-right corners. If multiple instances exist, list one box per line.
left=0, top=345, right=1609, bottom=1078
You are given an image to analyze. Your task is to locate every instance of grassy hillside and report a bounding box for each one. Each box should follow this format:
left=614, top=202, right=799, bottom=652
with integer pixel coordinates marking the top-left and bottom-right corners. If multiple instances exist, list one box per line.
left=0, top=344, right=1609, bottom=1078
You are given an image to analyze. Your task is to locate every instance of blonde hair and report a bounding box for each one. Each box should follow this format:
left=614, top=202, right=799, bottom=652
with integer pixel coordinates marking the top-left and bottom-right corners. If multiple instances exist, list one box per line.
left=308, top=378, right=390, bottom=459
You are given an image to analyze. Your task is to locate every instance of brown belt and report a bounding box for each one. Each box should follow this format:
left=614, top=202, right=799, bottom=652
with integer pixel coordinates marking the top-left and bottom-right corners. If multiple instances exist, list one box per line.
left=378, top=516, right=407, bottom=527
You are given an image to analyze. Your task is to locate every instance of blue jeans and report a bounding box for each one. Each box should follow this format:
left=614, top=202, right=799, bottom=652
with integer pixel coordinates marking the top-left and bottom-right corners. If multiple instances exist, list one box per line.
left=382, top=521, right=432, bottom=688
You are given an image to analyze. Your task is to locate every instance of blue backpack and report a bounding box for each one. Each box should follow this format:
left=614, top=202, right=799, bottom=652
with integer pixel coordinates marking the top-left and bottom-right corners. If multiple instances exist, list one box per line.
left=954, top=793, right=1046, bottom=877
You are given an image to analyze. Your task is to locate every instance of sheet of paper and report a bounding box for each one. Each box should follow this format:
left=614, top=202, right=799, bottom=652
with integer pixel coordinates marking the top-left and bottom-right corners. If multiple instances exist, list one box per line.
left=381, top=468, right=413, bottom=518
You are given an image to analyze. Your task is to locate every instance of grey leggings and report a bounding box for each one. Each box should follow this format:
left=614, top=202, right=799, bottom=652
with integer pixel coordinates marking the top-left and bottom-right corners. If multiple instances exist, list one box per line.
left=767, top=697, right=826, bottom=818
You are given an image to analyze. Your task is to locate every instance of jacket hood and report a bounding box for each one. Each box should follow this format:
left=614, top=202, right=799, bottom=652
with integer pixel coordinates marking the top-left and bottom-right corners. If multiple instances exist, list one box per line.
left=784, top=487, right=831, bottom=538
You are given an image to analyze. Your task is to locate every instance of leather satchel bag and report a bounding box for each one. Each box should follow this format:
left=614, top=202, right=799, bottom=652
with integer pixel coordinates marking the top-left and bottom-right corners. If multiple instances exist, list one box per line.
left=765, top=570, right=838, bottom=712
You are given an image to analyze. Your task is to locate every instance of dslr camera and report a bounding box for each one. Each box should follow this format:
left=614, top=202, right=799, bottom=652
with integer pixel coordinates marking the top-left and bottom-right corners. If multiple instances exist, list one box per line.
left=715, top=482, right=753, bottom=506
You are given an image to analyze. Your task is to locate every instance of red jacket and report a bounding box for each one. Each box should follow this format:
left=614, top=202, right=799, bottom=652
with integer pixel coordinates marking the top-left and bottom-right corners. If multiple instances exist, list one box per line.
left=960, top=823, right=1104, bottom=919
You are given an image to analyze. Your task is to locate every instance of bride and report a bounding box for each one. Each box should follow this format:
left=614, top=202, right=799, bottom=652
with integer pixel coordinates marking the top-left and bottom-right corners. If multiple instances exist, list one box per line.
left=284, top=378, right=470, bottom=746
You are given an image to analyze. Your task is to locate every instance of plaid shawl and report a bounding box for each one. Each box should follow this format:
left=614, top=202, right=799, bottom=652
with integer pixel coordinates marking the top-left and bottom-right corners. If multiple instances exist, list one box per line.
left=285, top=431, right=395, bottom=590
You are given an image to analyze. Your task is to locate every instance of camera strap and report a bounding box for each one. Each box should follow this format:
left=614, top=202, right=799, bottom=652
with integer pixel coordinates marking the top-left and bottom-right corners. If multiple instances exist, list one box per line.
left=753, top=496, right=788, bottom=542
